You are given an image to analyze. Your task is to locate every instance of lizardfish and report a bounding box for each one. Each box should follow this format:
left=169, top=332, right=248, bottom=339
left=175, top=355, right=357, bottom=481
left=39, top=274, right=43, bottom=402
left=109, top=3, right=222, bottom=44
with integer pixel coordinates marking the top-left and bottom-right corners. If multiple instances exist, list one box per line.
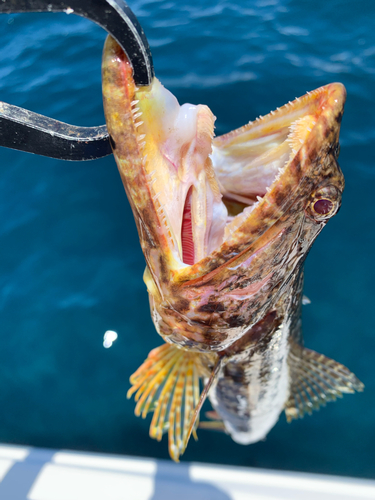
left=102, top=36, right=363, bottom=461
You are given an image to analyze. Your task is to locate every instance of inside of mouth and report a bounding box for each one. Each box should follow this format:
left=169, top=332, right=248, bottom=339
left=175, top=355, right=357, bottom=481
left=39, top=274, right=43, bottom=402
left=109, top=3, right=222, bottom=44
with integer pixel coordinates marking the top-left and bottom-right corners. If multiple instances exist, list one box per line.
left=212, top=108, right=319, bottom=221
left=178, top=105, right=318, bottom=263
left=133, top=76, right=323, bottom=266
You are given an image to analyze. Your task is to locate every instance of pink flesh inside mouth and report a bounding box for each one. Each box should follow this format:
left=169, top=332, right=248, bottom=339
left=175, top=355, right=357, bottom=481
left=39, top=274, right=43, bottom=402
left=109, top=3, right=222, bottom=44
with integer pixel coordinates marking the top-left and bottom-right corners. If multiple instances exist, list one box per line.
left=181, top=187, right=195, bottom=265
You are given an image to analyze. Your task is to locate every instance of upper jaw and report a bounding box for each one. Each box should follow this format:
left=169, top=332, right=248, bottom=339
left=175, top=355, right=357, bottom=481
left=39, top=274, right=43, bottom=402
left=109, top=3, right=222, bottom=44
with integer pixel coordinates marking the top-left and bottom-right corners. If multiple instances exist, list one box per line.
left=205, top=83, right=346, bottom=262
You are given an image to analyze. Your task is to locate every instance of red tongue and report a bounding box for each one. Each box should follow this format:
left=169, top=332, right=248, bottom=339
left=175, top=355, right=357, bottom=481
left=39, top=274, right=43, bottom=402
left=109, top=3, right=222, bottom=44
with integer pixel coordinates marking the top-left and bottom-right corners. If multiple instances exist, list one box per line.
left=181, top=187, right=195, bottom=265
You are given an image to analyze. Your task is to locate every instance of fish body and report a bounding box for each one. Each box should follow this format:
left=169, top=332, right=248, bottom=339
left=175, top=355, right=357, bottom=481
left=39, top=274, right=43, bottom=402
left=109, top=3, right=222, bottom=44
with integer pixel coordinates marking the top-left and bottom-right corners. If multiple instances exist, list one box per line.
left=208, top=271, right=302, bottom=444
left=102, top=36, right=363, bottom=460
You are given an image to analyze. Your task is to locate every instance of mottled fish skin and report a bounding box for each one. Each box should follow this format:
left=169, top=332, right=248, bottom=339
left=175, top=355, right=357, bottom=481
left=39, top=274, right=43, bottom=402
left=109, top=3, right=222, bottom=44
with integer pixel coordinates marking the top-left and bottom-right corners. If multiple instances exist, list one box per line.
left=209, top=271, right=304, bottom=444
left=102, top=35, right=362, bottom=456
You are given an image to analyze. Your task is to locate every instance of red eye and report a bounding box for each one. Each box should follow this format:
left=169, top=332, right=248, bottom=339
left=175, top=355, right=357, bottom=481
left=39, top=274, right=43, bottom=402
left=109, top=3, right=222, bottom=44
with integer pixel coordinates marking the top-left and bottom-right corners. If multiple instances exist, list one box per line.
left=305, top=184, right=342, bottom=222
left=313, top=199, right=333, bottom=215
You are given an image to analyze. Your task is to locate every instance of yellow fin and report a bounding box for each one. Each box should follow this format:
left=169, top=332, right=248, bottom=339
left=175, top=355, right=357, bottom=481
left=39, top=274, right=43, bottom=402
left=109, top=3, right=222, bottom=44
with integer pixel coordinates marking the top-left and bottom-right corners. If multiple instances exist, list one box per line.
left=127, top=343, right=211, bottom=462
left=199, top=421, right=226, bottom=432
left=285, top=343, right=364, bottom=423
left=199, top=412, right=226, bottom=432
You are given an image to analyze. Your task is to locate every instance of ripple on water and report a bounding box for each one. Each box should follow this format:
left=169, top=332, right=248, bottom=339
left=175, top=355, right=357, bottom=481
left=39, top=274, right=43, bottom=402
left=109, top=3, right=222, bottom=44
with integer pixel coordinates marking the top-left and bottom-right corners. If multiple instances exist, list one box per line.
left=0, top=0, right=373, bottom=478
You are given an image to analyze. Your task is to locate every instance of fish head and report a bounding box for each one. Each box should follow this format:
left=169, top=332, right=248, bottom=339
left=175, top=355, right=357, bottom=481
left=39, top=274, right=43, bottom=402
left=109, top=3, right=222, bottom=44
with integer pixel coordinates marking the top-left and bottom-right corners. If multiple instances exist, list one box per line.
left=102, top=36, right=346, bottom=352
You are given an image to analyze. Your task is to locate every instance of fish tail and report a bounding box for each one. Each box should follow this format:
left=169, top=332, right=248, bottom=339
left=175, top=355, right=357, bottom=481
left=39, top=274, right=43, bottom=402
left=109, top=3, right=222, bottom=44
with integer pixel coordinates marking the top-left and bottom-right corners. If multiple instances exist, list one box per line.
left=127, top=343, right=217, bottom=462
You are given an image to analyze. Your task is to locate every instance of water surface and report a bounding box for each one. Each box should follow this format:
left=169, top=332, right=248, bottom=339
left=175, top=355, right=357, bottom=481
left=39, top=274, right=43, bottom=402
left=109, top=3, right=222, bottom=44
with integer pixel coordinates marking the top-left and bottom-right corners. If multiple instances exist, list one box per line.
left=0, top=0, right=373, bottom=479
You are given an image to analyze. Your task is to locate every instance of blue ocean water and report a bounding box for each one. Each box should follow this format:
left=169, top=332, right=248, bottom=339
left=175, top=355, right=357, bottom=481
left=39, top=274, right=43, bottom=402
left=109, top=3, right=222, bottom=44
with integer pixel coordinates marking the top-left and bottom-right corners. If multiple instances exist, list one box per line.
left=0, top=0, right=374, bottom=479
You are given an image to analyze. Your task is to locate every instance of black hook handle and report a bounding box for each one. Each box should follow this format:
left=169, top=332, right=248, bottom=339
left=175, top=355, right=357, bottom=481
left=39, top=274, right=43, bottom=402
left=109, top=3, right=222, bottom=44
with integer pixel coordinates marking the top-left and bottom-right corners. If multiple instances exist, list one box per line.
left=0, top=0, right=154, bottom=86
left=0, top=0, right=154, bottom=161
left=0, top=102, right=112, bottom=160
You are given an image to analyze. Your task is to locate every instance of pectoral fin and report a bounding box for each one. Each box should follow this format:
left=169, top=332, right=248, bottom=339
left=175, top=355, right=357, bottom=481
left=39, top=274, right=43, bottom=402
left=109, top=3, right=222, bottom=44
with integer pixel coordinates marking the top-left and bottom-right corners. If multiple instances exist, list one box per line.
left=127, top=343, right=217, bottom=461
left=285, top=343, right=364, bottom=422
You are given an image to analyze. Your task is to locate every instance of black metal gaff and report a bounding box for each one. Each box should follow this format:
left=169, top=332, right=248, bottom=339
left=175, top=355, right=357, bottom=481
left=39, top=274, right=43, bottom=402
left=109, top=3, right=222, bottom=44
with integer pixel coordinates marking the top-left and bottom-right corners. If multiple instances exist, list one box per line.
left=0, top=0, right=154, bottom=160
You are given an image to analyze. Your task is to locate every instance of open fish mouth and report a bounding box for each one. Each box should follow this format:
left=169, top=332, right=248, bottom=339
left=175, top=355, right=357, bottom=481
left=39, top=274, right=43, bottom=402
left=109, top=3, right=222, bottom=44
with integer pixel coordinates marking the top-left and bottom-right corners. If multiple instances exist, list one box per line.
left=102, top=36, right=345, bottom=285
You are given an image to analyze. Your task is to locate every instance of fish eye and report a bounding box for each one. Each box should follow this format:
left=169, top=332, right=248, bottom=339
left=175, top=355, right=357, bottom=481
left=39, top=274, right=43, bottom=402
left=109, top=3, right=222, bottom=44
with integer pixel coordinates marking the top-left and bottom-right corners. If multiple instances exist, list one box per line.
left=306, top=184, right=341, bottom=221
left=313, top=199, right=333, bottom=215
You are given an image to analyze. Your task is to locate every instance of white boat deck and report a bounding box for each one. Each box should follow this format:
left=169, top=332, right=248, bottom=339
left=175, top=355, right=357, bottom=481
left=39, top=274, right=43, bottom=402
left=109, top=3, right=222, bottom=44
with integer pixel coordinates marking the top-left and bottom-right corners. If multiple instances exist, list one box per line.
left=0, top=444, right=374, bottom=500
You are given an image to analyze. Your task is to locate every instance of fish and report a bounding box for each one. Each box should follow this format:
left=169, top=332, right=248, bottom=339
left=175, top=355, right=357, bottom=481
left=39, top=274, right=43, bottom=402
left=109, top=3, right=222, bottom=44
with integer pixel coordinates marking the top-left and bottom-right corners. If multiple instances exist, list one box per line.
left=102, top=35, right=363, bottom=462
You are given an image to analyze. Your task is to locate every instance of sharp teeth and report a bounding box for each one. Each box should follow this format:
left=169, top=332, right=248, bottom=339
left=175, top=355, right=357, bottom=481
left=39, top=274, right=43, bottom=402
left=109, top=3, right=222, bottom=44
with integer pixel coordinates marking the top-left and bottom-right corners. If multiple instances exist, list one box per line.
left=307, top=127, right=312, bottom=132
left=299, top=139, right=304, bottom=144
left=135, top=121, right=144, bottom=128
left=131, top=99, right=139, bottom=106
left=256, top=196, right=263, bottom=202
left=138, top=134, right=146, bottom=140
left=131, top=107, right=139, bottom=114
left=146, top=170, right=156, bottom=183
left=266, top=187, right=271, bottom=193
left=133, top=112, right=143, bottom=120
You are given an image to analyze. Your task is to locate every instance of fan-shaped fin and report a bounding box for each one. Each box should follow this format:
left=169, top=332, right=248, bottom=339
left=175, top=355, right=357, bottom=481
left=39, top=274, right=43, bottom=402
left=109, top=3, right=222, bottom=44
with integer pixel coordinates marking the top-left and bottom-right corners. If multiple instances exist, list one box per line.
left=285, top=343, right=364, bottom=422
left=127, top=343, right=216, bottom=461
